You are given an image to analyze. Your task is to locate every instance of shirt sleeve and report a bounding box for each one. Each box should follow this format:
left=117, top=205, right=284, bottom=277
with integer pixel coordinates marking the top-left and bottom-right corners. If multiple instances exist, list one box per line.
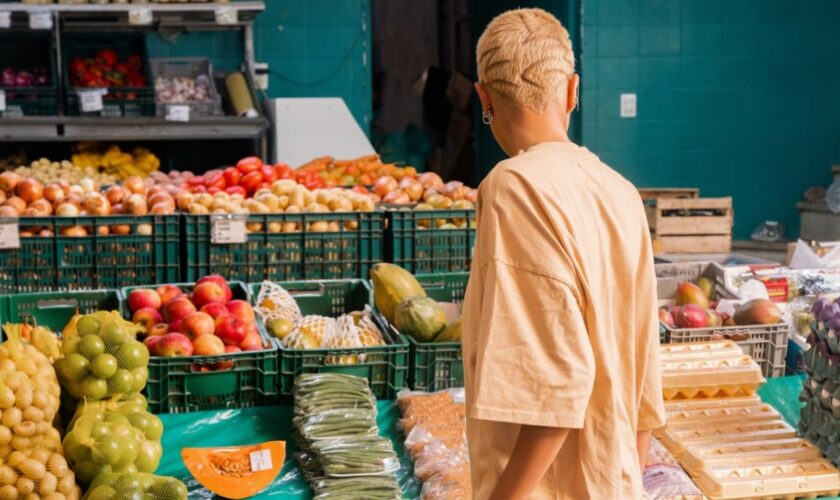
left=469, top=260, right=595, bottom=429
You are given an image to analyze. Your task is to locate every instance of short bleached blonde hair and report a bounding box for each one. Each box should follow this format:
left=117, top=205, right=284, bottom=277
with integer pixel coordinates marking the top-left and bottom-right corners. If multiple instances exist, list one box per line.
left=477, top=8, right=575, bottom=112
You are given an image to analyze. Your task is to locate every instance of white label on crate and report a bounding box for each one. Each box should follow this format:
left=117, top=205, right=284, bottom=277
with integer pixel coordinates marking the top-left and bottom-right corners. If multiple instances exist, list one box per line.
left=210, top=214, right=247, bottom=244
left=215, top=7, right=238, bottom=25
left=0, top=12, right=11, bottom=29
left=28, top=11, right=52, bottom=30
left=0, top=220, right=20, bottom=250
left=0, top=91, right=5, bottom=112
left=249, top=449, right=272, bottom=472
left=128, top=8, right=153, bottom=26
left=78, top=90, right=104, bottom=113
left=165, top=105, right=190, bottom=122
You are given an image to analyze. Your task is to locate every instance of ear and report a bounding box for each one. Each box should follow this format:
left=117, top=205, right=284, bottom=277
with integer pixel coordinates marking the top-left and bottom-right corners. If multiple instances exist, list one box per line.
left=566, top=74, right=580, bottom=114
left=475, top=82, right=491, bottom=111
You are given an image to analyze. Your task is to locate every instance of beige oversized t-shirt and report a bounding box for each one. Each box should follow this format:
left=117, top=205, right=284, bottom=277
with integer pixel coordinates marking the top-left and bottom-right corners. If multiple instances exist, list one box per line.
left=462, top=141, right=666, bottom=499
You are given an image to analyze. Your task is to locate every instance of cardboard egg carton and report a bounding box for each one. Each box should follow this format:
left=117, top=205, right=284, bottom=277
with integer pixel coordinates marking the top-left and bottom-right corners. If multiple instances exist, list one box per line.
left=657, top=419, right=797, bottom=457
left=661, top=342, right=765, bottom=401
left=680, top=438, right=823, bottom=476
left=694, top=458, right=840, bottom=499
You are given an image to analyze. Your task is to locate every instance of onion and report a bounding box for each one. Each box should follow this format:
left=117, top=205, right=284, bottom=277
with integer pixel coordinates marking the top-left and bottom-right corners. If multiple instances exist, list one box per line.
left=68, top=185, right=84, bottom=197
left=0, top=191, right=6, bottom=206
left=59, top=226, right=87, bottom=237
left=148, top=193, right=174, bottom=211
left=404, top=182, right=424, bottom=202
left=150, top=203, right=173, bottom=215
left=0, top=206, right=18, bottom=218
left=175, top=193, right=194, bottom=211
left=105, top=185, right=125, bottom=205
left=38, top=229, right=53, bottom=237
left=422, top=188, right=439, bottom=202
left=111, top=224, right=131, bottom=235
left=123, top=194, right=148, bottom=215
left=78, top=178, right=98, bottom=194
left=3, top=196, right=26, bottom=214
left=19, top=230, right=34, bottom=238
left=96, top=226, right=110, bottom=236
left=124, top=176, right=146, bottom=195
left=441, top=181, right=464, bottom=197
left=55, top=203, right=79, bottom=217
left=110, top=204, right=123, bottom=215
left=383, top=190, right=410, bottom=204
left=15, top=179, right=44, bottom=204
left=43, top=184, right=65, bottom=204
left=449, top=186, right=470, bottom=201
left=0, top=172, right=21, bottom=193
left=29, top=199, right=53, bottom=215
left=136, top=223, right=153, bottom=235
left=57, top=180, right=71, bottom=196
left=83, top=193, right=111, bottom=216
left=418, top=172, right=444, bottom=189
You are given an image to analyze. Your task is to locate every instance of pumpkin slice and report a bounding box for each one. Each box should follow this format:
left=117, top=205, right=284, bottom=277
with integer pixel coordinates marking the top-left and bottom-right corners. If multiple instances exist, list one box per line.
left=182, top=440, right=285, bottom=499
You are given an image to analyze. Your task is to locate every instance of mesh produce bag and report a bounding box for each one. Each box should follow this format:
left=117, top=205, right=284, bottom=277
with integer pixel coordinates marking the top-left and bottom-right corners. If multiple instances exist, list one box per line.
left=0, top=447, right=82, bottom=500
left=323, top=316, right=364, bottom=365
left=254, top=281, right=303, bottom=323
left=82, top=472, right=187, bottom=500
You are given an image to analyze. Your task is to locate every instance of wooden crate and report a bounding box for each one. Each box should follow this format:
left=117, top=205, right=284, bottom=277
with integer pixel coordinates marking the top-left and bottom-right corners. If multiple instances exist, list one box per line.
left=647, top=197, right=733, bottom=254
left=638, top=188, right=699, bottom=202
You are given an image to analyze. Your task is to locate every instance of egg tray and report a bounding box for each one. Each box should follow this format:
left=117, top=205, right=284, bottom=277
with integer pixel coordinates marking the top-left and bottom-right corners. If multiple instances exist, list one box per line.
left=662, top=352, right=765, bottom=400
left=663, top=383, right=764, bottom=401
left=661, top=340, right=746, bottom=360
left=680, top=438, right=823, bottom=476
left=658, top=419, right=797, bottom=457
left=665, top=403, right=782, bottom=429
left=693, top=458, right=840, bottom=499
left=664, top=395, right=761, bottom=412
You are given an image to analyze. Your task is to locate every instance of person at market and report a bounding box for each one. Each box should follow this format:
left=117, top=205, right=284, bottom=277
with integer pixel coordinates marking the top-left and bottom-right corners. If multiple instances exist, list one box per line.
left=463, top=8, right=666, bottom=499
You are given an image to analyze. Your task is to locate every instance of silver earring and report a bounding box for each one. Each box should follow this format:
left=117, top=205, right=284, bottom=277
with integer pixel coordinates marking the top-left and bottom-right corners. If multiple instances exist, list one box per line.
left=575, top=86, right=580, bottom=112
left=482, top=108, right=493, bottom=125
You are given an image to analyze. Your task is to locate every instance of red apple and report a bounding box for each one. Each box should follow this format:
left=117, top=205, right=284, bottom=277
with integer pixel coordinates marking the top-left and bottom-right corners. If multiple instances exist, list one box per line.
left=200, top=302, right=230, bottom=320
left=156, top=333, right=194, bottom=357
left=192, top=282, right=227, bottom=309
left=196, top=275, right=233, bottom=302
left=132, top=307, right=163, bottom=332
left=193, top=334, right=225, bottom=356
left=226, top=300, right=256, bottom=324
left=215, top=314, right=247, bottom=346
left=127, top=289, right=161, bottom=313
left=658, top=307, right=675, bottom=328
left=224, top=345, right=241, bottom=354
left=143, top=335, right=163, bottom=356
left=213, top=345, right=241, bottom=370
left=162, top=296, right=197, bottom=323
left=179, top=312, right=216, bottom=339
left=240, top=327, right=262, bottom=350
left=156, top=284, right=183, bottom=306
left=148, top=323, right=169, bottom=337
left=676, top=304, right=709, bottom=329
left=169, top=319, right=182, bottom=335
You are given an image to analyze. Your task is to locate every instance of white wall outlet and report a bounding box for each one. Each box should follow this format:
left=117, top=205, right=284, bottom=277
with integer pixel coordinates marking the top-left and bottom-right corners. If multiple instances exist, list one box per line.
left=254, top=62, right=269, bottom=91
left=620, top=93, right=637, bottom=118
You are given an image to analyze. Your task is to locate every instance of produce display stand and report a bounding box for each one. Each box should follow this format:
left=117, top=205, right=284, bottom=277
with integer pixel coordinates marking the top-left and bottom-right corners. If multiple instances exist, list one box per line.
left=646, top=196, right=733, bottom=254
left=120, top=281, right=280, bottom=414
left=0, top=31, right=58, bottom=117
left=0, top=287, right=120, bottom=332
left=384, top=207, right=476, bottom=274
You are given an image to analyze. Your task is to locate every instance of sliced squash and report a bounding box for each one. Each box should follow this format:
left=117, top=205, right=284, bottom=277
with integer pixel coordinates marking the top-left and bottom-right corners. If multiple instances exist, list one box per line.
left=181, top=440, right=285, bottom=499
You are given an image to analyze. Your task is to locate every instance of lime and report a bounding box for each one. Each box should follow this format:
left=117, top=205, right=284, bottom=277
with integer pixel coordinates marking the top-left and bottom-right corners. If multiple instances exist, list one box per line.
left=91, top=434, right=122, bottom=465
left=106, top=369, right=134, bottom=394
left=73, top=460, right=108, bottom=486
left=115, top=488, right=144, bottom=500
left=112, top=474, right=142, bottom=492
left=116, top=342, right=147, bottom=370
left=114, top=438, right=138, bottom=466
left=129, top=412, right=163, bottom=441
left=90, top=354, right=118, bottom=379
left=86, top=486, right=117, bottom=500
left=79, top=335, right=106, bottom=360
left=80, top=376, right=108, bottom=400
left=103, top=412, right=130, bottom=427
left=61, top=353, right=90, bottom=382
left=130, top=367, right=148, bottom=393
left=60, top=335, right=82, bottom=357
left=101, top=324, right=126, bottom=355
left=148, top=479, right=188, bottom=500
left=135, top=441, right=162, bottom=472
left=76, top=316, right=100, bottom=337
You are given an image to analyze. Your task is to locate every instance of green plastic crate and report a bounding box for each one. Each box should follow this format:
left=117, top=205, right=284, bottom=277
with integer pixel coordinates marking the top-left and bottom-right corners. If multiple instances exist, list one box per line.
left=0, top=32, right=58, bottom=117
left=0, top=289, right=121, bottom=334
left=250, top=279, right=409, bottom=400
left=120, top=280, right=279, bottom=414
left=405, top=273, right=468, bottom=391
left=385, top=208, right=475, bottom=273
left=0, top=215, right=179, bottom=293
left=62, top=32, right=155, bottom=117
left=182, top=212, right=384, bottom=282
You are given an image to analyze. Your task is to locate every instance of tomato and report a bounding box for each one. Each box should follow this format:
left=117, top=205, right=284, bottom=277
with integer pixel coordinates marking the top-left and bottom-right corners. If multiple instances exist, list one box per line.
left=207, top=187, right=221, bottom=194
left=192, top=185, right=207, bottom=193
left=225, top=185, right=247, bottom=196
left=274, top=163, right=292, bottom=179
left=239, top=171, right=264, bottom=194
left=260, top=165, right=278, bottom=184
left=187, top=176, right=206, bottom=187
left=223, top=167, right=242, bottom=187
left=345, top=165, right=360, bottom=176
left=236, top=156, right=263, bottom=174
left=205, top=172, right=227, bottom=190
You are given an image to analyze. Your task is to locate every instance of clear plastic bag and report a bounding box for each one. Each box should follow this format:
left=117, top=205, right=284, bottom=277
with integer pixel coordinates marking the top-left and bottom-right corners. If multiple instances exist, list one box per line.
left=643, top=438, right=704, bottom=500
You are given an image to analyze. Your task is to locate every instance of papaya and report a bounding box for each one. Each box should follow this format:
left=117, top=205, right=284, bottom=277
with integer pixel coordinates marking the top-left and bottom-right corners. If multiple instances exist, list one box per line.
left=395, top=296, right=446, bottom=342
left=733, top=299, right=782, bottom=325
left=435, top=318, right=462, bottom=343
left=182, top=441, right=285, bottom=499
left=370, top=263, right=426, bottom=323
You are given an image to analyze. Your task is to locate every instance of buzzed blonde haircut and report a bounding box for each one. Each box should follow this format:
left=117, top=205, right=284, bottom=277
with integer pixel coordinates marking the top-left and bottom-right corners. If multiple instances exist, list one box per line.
left=477, top=8, right=575, bottom=112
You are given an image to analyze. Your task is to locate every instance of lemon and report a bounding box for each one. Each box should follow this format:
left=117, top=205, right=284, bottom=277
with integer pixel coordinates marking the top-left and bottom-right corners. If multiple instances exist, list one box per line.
left=80, top=376, right=108, bottom=400
left=116, top=342, right=147, bottom=370
left=106, top=370, right=134, bottom=395
left=90, top=354, right=118, bottom=379
left=76, top=316, right=100, bottom=337
left=130, top=368, right=148, bottom=393
left=79, top=335, right=105, bottom=360
left=61, top=354, right=90, bottom=382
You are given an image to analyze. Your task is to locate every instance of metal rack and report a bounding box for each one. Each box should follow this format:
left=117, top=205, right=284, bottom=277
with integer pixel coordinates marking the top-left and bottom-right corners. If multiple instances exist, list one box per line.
left=0, top=1, right=268, bottom=158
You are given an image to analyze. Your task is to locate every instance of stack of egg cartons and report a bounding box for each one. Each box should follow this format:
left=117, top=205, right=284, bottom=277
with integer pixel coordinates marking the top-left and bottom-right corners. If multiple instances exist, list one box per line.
left=657, top=341, right=840, bottom=499
left=801, top=297, right=840, bottom=463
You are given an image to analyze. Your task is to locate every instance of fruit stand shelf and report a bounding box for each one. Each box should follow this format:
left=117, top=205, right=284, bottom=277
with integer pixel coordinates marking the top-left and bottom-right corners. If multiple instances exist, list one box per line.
left=0, top=116, right=269, bottom=142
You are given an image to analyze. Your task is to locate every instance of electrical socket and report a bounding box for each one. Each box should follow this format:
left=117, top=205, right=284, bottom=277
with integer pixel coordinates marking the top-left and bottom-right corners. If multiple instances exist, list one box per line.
left=254, top=62, right=269, bottom=90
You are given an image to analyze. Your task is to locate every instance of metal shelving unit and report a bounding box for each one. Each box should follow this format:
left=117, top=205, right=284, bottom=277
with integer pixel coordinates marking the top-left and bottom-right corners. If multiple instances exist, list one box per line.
left=0, top=1, right=268, bottom=158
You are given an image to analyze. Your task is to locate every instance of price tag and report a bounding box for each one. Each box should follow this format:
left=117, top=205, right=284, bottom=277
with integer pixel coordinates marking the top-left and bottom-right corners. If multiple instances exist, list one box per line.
left=0, top=91, right=6, bottom=112
left=0, top=219, right=20, bottom=250
left=215, top=6, right=238, bottom=25
left=211, top=214, right=247, bottom=244
left=28, top=11, right=52, bottom=30
left=249, top=449, right=272, bottom=472
left=0, top=12, right=11, bottom=29
left=128, top=8, right=153, bottom=26
left=78, top=89, right=104, bottom=113
left=165, top=104, right=190, bottom=122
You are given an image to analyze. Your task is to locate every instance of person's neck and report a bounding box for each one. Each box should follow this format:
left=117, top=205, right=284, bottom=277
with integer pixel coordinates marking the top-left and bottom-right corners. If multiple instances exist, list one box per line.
left=508, top=117, right=571, bottom=154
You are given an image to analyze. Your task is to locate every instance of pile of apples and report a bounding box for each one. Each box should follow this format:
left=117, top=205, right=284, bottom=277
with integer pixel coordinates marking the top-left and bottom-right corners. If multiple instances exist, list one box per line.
left=126, top=275, right=266, bottom=362
left=372, top=171, right=477, bottom=206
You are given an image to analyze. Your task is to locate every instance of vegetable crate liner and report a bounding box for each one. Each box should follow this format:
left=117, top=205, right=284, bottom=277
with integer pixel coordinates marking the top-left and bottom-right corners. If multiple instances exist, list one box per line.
left=0, top=215, right=179, bottom=293
left=251, top=279, right=409, bottom=400
left=385, top=209, right=476, bottom=274
left=408, top=273, right=468, bottom=392
left=121, top=281, right=279, bottom=414
left=0, top=32, right=58, bottom=117
left=0, top=288, right=121, bottom=334
left=62, top=32, right=155, bottom=117
left=182, top=212, right=383, bottom=282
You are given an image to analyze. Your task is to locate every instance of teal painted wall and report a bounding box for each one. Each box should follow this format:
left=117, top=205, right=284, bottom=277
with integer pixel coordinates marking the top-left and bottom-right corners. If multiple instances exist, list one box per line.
left=581, top=0, right=840, bottom=238
left=146, top=0, right=372, bottom=132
